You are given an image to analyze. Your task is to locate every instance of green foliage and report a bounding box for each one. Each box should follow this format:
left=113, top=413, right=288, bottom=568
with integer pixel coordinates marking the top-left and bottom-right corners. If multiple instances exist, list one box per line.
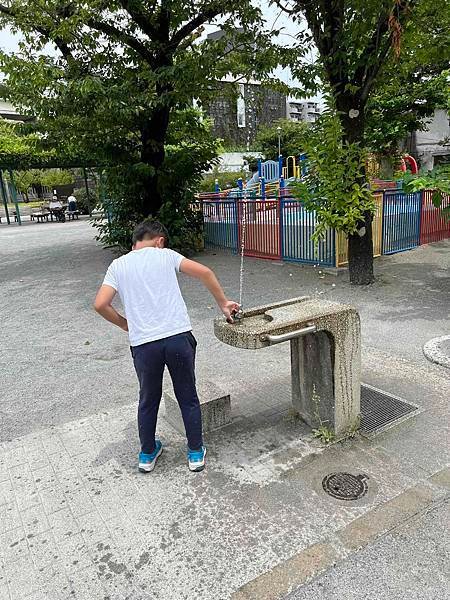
left=293, top=113, right=374, bottom=239
left=0, top=1, right=280, bottom=192
left=366, top=72, right=449, bottom=153
left=11, top=169, right=39, bottom=195
left=94, top=117, right=220, bottom=252
left=5, top=166, right=73, bottom=200
left=243, top=154, right=261, bottom=173
left=0, top=118, right=97, bottom=169
left=0, top=0, right=286, bottom=255
left=312, top=425, right=335, bottom=445
left=402, top=166, right=450, bottom=220
left=73, top=186, right=97, bottom=215
left=199, top=168, right=247, bottom=193
left=365, top=0, right=450, bottom=153
left=311, top=384, right=336, bottom=444
left=40, top=169, right=74, bottom=187
left=255, top=119, right=311, bottom=160
left=272, top=0, right=449, bottom=283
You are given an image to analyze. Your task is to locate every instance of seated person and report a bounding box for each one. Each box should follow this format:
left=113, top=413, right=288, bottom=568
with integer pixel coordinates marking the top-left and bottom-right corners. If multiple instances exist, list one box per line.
left=67, top=194, right=77, bottom=212
left=49, top=195, right=63, bottom=211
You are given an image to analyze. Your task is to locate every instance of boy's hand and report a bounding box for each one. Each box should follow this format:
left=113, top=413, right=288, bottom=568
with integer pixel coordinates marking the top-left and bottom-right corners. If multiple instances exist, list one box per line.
left=120, top=318, right=129, bottom=332
left=220, top=300, right=240, bottom=322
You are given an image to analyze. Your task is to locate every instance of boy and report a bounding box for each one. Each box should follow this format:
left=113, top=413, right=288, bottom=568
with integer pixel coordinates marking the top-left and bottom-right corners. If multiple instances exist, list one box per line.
left=94, top=221, right=239, bottom=473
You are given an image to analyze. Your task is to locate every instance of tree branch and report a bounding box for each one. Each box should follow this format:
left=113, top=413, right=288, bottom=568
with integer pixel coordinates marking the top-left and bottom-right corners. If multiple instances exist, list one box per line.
left=0, top=2, right=76, bottom=63
left=359, top=34, right=392, bottom=104
left=271, top=0, right=298, bottom=15
left=352, top=9, right=391, bottom=87
left=168, top=8, right=222, bottom=52
left=87, top=19, right=154, bottom=64
left=117, top=0, right=157, bottom=40
left=357, top=1, right=416, bottom=102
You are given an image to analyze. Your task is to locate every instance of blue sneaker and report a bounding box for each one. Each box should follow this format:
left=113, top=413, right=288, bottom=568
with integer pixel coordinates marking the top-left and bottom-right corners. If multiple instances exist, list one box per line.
left=187, top=446, right=206, bottom=472
left=138, top=441, right=163, bottom=473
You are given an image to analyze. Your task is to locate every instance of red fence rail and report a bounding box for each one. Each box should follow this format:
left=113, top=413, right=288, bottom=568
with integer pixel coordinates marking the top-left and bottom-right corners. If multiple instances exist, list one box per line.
left=420, top=191, right=450, bottom=245
left=237, top=200, right=281, bottom=260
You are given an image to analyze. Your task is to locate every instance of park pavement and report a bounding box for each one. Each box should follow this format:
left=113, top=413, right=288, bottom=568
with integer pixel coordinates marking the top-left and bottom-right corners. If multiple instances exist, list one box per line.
left=0, top=219, right=449, bottom=599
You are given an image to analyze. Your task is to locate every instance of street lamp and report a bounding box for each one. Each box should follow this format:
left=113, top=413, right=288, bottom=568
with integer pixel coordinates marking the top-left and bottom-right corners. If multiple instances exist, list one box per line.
left=277, top=126, right=282, bottom=157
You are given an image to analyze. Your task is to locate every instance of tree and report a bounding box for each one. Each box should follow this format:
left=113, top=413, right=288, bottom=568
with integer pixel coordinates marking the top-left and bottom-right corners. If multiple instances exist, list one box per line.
left=365, top=1, right=450, bottom=155
left=94, top=110, right=221, bottom=252
left=0, top=117, right=101, bottom=169
left=273, top=0, right=427, bottom=284
left=255, top=118, right=312, bottom=160
left=0, top=1, right=272, bottom=218
left=294, top=112, right=375, bottom=243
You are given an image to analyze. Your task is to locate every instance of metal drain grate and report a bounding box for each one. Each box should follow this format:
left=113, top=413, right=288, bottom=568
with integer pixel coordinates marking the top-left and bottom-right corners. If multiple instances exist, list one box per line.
left=360, top=383, right=420, bottom=436
left=322, top=472, right=368, bottom=501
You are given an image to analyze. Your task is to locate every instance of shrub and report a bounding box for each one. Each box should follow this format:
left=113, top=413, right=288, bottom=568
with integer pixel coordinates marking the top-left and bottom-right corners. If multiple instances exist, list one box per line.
left=73, top=187, right=98, bottom=214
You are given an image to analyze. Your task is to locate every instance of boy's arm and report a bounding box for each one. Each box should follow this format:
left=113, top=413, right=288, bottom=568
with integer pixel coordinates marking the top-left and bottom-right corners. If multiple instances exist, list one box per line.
left=93, top=285, right=128, bottom=332
left=180, top=258, right=239, bottom=320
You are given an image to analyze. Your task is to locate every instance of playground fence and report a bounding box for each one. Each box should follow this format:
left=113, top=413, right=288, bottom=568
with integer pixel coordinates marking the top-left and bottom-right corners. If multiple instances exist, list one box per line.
left=281, top=200, right=335, bottom=266
left=420, top=190, right=450, bottom=245
left=382, top=191, right=421, bottom=254
left=336, top=192, right=384, bottom=267
left=203, top=200, right=238, bottom=251
left=200, top=190, right=450, bottom=266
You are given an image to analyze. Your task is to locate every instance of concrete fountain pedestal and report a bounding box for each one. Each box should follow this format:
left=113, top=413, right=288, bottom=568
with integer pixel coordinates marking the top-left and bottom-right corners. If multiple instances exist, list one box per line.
left=214, top=297, right=361, bottom=437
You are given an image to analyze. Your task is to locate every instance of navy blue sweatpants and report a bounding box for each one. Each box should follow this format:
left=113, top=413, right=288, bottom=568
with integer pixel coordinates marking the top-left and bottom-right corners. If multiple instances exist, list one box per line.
left=131, top=332, right=203, bottom=454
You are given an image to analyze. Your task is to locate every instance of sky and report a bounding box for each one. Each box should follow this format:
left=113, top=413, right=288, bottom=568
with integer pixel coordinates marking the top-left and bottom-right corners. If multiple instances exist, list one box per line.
left=0, top=2, right=320, bottom=103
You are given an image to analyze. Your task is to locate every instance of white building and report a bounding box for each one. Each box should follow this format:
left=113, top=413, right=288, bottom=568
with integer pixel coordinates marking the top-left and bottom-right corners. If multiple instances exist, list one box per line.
left=287, top=100, right=321, bottom=123
left=410, top=109, right=450, bottom=170
left=0, top=99, right=26, bottom=121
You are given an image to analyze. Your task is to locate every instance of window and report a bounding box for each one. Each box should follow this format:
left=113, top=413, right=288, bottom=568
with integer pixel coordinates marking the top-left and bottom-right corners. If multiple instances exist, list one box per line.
left=237, top=84, right=246, bottom=128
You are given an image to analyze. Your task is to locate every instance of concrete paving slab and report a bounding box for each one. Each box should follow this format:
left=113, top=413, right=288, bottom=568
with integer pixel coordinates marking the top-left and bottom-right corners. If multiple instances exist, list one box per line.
left=285, top=499, right=450, bottom=600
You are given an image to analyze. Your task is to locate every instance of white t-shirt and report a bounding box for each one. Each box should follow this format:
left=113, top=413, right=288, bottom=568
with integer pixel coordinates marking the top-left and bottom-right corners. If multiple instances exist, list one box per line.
left=103, top=247, right=191, bottom=347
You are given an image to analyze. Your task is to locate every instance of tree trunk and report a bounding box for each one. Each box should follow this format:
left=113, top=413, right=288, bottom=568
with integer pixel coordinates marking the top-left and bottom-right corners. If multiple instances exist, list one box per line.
left=348, top=211, right=375, bottom=284
left=140, top=83, right=172, bottom=218
left=336, top=94, right=375, bottom=285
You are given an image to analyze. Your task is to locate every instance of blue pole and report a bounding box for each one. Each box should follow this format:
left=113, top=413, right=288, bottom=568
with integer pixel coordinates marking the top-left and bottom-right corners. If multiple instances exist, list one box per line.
left=238, top=177, right=244, bottom=196
left=260, top=177, right=266, bottom=201
left=0, top=170, right=11, bottom=225
left=257, top=159, right=262, bottom=178
left=214, top=178, right=220, bottom=193
left=278, top=155, right=283, bottom=179
left=299, top=153, right=307, bottom=177
left=8, top=169, right=21, bottom=225
left=279, top=176, right=285, bottom=198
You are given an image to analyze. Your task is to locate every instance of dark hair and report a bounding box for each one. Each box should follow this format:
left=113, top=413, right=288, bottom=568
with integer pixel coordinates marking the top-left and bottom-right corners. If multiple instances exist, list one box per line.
left=132, top=220, right=169, bottom=246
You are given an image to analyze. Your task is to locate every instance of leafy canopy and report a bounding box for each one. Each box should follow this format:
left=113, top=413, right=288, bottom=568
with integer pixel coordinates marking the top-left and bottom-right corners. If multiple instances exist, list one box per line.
left=365, top=0, right=450, bottom=152
left=293, top=112, right=375, bottom=240
left=0, top=1, right=276, bottom=168
left=255, top=119, right=312, bottom=161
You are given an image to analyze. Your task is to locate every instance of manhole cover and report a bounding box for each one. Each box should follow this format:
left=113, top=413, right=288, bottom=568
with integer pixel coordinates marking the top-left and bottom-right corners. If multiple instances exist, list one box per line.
left=322, top=472, right=368, bottom=501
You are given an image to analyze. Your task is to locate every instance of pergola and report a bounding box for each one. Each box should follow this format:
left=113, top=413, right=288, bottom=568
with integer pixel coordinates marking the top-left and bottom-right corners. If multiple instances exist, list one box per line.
left=0, top=153, right=104, bottom=225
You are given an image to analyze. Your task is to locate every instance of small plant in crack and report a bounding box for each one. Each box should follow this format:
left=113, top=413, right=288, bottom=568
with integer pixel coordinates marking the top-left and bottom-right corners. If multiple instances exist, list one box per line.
left=311, top=384, right=336, bottom=444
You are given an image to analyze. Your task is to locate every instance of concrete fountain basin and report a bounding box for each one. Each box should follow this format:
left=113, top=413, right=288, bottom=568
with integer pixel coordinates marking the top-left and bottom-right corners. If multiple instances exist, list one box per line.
left=214, top=297, right=361, bottom=437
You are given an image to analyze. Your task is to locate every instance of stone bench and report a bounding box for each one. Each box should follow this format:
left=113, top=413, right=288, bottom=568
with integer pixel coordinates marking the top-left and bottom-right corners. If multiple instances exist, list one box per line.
left=163, top=380, right=231, bottom=434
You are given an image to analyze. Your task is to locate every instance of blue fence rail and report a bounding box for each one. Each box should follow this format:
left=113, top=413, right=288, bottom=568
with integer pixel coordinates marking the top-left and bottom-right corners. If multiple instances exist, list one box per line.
left=203, top=201, right=238, bottom=251
left=382, top=191, right=421, bottom=254
left=281, top=200, right=335, bottom=266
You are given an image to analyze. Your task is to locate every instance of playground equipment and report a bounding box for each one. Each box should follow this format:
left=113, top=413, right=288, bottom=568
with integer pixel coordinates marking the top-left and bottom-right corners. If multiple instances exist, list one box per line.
left=215, top=297, right=361, bottom=437
left=204, top=151, right=409, bottom=202
left=399, top=154, right=418, bottom=175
